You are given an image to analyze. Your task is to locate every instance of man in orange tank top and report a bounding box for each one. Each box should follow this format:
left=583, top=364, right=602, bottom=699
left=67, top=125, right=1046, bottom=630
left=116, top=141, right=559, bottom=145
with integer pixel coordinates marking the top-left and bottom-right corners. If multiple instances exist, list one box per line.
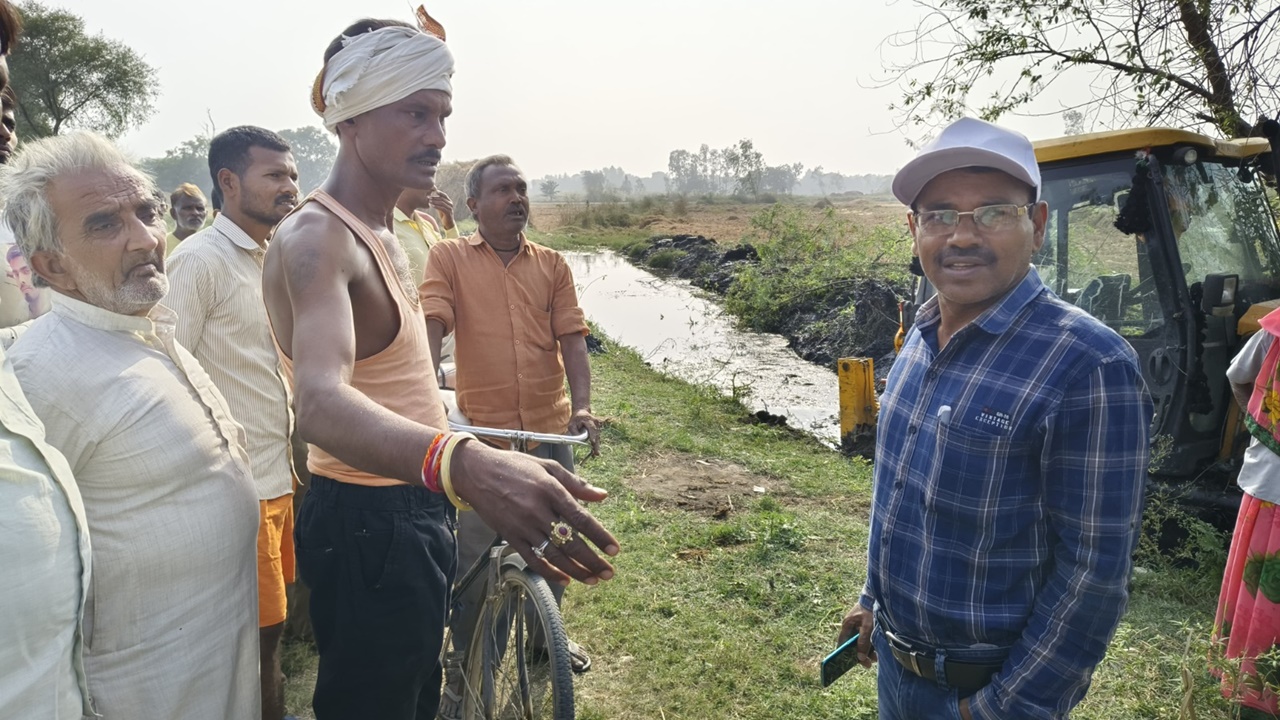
left=262, top=18, right=619, bottom=720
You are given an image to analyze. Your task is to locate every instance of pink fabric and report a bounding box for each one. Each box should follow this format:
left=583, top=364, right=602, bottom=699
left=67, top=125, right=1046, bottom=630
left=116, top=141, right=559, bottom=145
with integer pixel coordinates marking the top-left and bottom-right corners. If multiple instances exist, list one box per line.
left=1247, top=309, right=1280, bottom=443
left=1214, top=492, right=1280, bottom=712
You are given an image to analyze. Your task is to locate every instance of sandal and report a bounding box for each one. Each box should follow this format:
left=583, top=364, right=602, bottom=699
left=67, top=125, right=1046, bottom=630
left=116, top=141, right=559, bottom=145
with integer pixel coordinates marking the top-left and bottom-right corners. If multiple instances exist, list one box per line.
left=567, top=639, right=592, bottom=674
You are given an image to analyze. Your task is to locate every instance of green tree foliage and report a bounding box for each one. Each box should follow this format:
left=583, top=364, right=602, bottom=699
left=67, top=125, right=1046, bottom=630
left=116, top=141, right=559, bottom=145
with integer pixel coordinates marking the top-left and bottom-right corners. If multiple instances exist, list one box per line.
left=667, top=140, right=805, bottom=198
left=539, top=179, right=559, bottom=201
left=763, top=162, right=805, bottom=196
left=668, top=144, right=732, bottom=195
left=141, top=136, right=211, bottom=202
left=580, top=170, right=608, bottom=202
left=724, top=139, right=766, bottom=196
left=143, top=126, right=335, bottom=203
left=885, top=0, right=1280, bottom=138
left=10, top=2, right=159, bottom=139
left=277, top=126, right=335, bottom=193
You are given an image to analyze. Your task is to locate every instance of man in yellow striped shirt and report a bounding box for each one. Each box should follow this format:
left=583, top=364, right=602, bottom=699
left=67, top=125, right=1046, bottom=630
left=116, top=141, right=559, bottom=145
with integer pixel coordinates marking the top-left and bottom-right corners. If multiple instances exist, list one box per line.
left=394, top=184, right=458, bottom=366
left=166, top=125, right=300, bottom=720
left=393, top=184, right=458, bottom=282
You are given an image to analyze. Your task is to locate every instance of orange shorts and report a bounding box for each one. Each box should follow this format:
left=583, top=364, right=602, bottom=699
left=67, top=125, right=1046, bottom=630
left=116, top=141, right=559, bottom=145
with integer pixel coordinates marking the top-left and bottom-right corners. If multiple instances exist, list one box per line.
left=257, top=493, right=295, bottom=628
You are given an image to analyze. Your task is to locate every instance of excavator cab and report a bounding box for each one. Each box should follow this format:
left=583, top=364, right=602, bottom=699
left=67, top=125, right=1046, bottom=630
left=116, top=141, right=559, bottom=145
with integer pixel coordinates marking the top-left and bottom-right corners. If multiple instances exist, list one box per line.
left=912, top=127, right=1280, bottom=507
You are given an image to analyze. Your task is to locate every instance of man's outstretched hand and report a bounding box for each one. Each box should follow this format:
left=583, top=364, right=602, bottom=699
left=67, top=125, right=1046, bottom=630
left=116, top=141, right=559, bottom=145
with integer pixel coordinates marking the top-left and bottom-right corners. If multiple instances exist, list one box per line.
left=450, top=439, right=619, bottom=585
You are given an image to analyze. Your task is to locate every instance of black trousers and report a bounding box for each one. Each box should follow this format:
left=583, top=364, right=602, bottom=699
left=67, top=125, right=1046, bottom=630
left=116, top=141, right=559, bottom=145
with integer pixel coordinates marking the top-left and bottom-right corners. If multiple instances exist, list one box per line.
left=296, top=476, right=457, bottom=720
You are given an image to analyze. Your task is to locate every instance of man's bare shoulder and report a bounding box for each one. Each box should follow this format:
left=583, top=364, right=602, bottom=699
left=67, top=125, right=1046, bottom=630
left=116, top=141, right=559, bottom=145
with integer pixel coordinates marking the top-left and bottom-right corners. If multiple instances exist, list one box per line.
left=273, top=203, right=358, bottom=257
left=268, top=203, right=369, bottom=299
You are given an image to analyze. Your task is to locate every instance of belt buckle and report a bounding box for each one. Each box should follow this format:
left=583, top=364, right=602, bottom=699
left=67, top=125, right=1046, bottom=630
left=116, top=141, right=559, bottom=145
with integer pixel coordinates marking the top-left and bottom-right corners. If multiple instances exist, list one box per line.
left=883, top=628, right=924, bottom=676
left=905, top=650, right=922, bottom=676
left=880, top=627, right=921, bottom=671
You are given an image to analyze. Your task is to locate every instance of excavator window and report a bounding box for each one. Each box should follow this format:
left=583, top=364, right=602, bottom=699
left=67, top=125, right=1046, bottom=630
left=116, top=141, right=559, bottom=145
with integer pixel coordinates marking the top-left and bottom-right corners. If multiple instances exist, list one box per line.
left=1039, top=163, right=1164, bottom=336
left=1161, top=160, right=1280, bottom=302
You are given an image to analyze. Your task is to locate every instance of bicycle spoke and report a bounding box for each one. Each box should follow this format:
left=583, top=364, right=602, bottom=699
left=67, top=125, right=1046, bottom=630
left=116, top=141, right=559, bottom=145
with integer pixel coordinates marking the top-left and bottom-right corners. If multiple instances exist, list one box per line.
left=484, top=585, right=557, bottom=719
left=462, top=565, right=573, bottom=720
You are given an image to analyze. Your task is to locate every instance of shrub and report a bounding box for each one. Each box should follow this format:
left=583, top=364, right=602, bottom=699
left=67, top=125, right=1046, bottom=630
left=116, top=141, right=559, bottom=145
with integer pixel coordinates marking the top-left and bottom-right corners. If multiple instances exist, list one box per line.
left=623, top=241, right=650, bottom=261
left=647, top=249, right=687, bottom=270
left=559, top=202, right=635, bottom=229
left=725, top=205, right=914, bottom=333
left=1133, top=485, right=1229, bottom=606
left=630, top=195, right=666, bottom=214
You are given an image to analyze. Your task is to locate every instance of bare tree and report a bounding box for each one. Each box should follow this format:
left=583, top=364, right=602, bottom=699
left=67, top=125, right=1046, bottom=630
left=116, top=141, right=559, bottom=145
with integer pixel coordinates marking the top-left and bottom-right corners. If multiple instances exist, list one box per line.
left=881, top=0, right=1280, bottom=139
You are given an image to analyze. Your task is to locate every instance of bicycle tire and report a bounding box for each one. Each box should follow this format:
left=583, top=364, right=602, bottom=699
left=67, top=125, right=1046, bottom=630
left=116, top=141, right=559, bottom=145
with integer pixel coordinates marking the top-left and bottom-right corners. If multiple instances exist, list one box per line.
left=461, top=565, right=574, bottom=720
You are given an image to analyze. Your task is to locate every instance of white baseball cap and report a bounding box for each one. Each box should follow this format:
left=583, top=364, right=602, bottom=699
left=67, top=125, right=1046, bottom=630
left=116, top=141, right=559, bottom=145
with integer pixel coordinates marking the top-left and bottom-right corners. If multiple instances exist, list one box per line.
left=891, top=117, right=1041, bottom=206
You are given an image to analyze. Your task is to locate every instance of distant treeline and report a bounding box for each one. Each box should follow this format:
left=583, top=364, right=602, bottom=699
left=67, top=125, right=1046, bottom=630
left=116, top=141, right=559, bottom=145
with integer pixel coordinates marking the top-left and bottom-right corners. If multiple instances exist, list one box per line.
left=532, top=140, right=891, bottom=202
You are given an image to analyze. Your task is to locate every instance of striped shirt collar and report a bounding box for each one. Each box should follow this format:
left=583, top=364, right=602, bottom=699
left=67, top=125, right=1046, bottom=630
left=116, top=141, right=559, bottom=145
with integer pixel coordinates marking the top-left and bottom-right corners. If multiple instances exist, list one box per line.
left=914, top=265, right=1046, bottom=338
left=211, top=213, right=263, bottom=252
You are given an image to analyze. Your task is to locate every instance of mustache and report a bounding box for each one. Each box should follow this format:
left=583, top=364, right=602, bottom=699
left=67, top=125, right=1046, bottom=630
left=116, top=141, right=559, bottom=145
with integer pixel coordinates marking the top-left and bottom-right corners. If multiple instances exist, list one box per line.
left=937, top=248, right=995, bottom=265
left=409, top=149, right=442, bottom=164
left=129, top=252, right=164, bottom=274
left=275, top=194, right=297, bottom=205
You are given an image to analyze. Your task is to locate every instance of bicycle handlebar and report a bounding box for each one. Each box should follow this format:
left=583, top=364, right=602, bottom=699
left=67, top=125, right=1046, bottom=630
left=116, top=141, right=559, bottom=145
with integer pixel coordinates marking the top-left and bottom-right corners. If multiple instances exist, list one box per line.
left=448, top=422, right=590, bottom=446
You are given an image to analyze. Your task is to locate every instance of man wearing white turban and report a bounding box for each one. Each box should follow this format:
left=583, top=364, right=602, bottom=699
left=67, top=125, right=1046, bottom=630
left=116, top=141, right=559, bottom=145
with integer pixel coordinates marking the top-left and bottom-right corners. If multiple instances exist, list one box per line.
left=262, top=18, right=621, bottom=720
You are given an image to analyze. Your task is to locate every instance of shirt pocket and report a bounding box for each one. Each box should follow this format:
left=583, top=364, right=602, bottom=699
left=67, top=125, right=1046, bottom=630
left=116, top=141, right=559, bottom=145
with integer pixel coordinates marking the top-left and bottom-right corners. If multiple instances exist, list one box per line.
left=516, top=304, right=557, bottom=352
left=923, top=421, right=1039, bottom=538
left=84, top=552, right=144, bottom=654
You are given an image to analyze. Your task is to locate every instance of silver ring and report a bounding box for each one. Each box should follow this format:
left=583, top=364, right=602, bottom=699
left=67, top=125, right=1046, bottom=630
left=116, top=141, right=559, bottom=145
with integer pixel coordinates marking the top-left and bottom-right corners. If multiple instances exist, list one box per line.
left=532, top=539, right=550, bottom=559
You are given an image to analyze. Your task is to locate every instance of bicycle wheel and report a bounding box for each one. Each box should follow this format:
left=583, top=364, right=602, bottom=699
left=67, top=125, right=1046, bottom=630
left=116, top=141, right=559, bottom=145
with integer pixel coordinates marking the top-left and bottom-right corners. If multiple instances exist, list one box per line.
left=462, top=565, right=574, bottom=720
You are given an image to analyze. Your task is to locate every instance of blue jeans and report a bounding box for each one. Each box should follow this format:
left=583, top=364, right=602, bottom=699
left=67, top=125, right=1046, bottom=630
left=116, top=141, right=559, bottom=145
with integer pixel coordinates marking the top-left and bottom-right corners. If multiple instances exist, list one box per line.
left=873, top=624, right=1008, bottom=720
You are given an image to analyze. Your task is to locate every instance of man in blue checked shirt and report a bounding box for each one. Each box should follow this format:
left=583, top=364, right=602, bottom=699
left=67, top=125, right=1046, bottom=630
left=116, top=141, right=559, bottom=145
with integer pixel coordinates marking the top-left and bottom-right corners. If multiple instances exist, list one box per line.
left=839, top=118, right=1153, bottom=720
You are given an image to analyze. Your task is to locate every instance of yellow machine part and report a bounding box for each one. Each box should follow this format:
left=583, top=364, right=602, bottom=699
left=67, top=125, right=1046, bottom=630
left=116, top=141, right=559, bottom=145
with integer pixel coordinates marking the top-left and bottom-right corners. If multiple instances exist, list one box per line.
left=838, top=357, right=879, bottom=440
left=1239, top=299, right=1280, bottom=336
left=1034, top=127, right=1271, bottom=164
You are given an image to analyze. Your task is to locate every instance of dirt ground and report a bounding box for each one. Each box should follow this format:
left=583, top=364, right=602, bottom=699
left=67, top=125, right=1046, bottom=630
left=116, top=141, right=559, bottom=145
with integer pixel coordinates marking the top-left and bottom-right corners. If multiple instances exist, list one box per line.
left=531, top=195, right=906, bottom=244
left=630, top=452, right=792, bottom=519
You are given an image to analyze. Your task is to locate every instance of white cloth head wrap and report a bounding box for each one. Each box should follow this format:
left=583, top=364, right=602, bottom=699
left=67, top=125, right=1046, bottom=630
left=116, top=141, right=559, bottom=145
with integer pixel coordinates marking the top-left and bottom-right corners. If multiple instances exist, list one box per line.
left=320, top=26, right=454, bottom=132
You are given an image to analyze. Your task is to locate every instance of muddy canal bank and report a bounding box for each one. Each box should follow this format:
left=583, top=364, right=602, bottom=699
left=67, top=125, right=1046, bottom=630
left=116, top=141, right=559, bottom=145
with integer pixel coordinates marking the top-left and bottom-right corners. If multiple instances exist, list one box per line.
left=564, top=252, right=843, bottom=444
left=621, top=235, right=911, bottom=373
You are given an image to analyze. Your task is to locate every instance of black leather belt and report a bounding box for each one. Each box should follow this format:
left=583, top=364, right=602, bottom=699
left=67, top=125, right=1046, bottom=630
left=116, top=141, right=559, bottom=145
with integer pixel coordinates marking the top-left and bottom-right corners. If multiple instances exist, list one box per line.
left=882, top=628, right=1002, bottom=692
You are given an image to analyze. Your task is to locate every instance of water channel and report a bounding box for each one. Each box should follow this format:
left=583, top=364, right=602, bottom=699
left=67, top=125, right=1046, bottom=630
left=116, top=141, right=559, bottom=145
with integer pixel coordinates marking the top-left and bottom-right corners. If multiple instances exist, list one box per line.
left=563, top=251, right=842, bottom=444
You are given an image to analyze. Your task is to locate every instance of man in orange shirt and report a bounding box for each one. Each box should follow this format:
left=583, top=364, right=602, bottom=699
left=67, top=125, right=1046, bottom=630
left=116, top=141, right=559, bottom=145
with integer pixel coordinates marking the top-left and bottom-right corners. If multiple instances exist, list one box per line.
left=421, top=154, right=602, bottom=681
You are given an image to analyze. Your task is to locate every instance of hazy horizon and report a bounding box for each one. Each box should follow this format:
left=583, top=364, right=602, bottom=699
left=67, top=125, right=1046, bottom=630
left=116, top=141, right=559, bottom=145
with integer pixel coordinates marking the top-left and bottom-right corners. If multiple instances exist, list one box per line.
left=56, top=0, right=1092, bottom=181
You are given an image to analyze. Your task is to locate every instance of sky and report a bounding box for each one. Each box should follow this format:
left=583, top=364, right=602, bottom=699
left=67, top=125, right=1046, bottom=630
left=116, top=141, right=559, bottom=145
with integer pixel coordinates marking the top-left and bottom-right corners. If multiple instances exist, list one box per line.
left=55, top=0, right=1081, bottom=180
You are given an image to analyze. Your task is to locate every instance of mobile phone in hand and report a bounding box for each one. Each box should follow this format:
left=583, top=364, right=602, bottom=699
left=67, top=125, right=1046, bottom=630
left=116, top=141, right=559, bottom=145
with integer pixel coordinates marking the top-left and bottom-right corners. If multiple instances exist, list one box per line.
left=821, top=633, right=860, bottom=687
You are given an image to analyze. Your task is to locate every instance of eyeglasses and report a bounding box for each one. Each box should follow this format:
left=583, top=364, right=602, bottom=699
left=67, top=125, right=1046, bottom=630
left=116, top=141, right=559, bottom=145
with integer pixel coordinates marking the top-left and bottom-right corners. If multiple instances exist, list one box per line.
left=914, top=203, right=1034, bottom=236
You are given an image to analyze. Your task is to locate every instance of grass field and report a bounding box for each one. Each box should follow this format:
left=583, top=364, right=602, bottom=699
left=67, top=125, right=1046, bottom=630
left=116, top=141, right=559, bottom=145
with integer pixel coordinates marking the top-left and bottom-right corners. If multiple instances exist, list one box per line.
left=528, top=195, right=906, bottom=250
left=282, top=329, right=1244, bottom=719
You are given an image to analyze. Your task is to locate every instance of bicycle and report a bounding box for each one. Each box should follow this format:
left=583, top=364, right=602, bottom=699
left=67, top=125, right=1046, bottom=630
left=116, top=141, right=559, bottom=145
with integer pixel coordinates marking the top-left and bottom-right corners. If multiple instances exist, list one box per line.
left=438, top=419, right=590, bottom=720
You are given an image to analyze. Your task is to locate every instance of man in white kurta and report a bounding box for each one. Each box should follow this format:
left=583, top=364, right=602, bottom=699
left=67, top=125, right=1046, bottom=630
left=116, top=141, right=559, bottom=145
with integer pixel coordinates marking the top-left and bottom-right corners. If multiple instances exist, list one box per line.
left=0, top=342, right=94, bottom=719
left=2, top=131, right=261, bottom=720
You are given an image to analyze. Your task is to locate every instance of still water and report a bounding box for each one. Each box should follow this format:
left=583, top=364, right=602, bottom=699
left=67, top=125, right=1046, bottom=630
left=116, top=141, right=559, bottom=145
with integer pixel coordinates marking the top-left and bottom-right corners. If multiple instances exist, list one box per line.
left=564, top=251, right=841, bottom=444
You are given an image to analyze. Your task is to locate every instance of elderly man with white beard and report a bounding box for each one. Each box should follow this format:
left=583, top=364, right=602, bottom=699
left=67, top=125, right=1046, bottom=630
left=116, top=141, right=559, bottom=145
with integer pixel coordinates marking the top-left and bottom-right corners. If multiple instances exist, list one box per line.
left=1, top=131, right=261, bottom=720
